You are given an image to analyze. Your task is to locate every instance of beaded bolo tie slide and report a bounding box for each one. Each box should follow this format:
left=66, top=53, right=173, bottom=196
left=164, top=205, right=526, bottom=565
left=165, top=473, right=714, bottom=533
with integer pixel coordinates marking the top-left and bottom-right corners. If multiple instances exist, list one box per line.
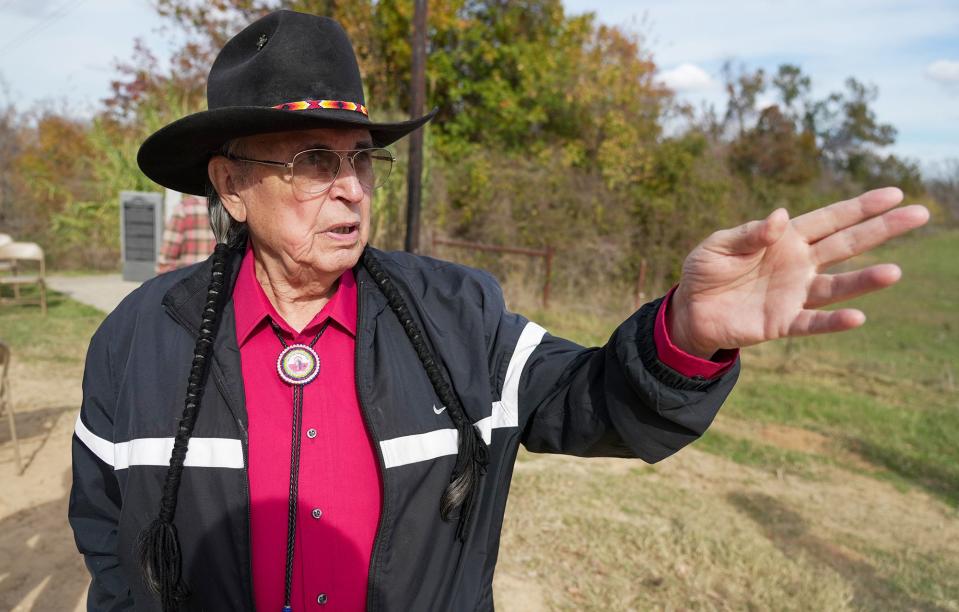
left=271, top=319, right=331, bottom=612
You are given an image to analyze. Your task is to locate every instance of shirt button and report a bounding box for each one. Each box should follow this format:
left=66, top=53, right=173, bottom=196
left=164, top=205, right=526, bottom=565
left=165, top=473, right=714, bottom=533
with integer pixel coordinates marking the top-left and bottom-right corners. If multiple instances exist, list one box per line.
left=312, top=508, right=323, bottom=519
left=317, top=593, right=328, bottom=605
left=306, top=428, right=317, bottom=439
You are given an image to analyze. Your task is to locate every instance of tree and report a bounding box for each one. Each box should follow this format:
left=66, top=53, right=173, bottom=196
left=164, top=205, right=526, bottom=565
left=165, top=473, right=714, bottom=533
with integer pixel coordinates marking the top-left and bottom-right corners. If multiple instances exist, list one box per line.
left=814, top=77, right=896, bottom=171
left=0, top=92, right=21, bottom=232
left=771, top=63, right=811, bottom=123
left=926, top=159, right=959, bottom=224
left=729, top=105, right=818, bottom=185
left=721, top=61, right=766, bottom=137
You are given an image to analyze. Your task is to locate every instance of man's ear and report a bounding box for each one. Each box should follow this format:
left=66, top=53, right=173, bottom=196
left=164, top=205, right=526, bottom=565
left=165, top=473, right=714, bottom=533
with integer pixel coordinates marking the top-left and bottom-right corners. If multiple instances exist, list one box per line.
left=208, top=156, right=248, bottom=223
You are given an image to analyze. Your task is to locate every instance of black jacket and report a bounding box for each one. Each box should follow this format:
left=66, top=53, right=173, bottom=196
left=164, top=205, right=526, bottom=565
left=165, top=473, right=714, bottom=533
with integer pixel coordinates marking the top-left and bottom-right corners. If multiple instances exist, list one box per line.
left=69, top=247, right=739, bottom=611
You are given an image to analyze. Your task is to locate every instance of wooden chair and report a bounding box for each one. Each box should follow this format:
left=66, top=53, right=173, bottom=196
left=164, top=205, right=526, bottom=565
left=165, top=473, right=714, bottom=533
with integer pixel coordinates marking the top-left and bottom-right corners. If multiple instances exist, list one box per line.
left=0, top=241, right=47, bottom=315
left=0, top=341, right=22, bottom=474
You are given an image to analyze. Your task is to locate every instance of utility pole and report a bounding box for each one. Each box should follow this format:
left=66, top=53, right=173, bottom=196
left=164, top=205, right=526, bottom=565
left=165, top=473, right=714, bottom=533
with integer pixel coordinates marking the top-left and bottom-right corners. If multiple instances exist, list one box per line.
left=404, top=0, right=427, bottom=253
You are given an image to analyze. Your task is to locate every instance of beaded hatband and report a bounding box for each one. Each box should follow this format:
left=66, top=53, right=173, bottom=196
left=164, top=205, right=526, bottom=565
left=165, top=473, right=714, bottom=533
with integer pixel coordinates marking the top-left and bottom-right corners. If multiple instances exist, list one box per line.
left=272, top=99, right=369, bottom=116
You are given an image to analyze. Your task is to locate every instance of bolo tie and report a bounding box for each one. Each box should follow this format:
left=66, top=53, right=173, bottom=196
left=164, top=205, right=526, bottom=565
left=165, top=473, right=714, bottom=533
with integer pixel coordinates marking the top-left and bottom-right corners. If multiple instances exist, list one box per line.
left=270, top=318, right=331, bottom=612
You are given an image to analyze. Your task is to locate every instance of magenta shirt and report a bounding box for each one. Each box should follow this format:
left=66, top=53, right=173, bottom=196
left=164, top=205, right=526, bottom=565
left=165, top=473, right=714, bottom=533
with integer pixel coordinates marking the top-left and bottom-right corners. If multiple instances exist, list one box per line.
left=233, top=248, right=381, bottom=611
left=232, top=249, right=736, bottom=611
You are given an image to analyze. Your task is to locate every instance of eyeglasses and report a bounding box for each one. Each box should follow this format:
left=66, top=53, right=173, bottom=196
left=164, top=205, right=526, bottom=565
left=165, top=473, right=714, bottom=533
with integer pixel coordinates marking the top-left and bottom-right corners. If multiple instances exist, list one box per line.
left=226, top=147, right=395, bottom=195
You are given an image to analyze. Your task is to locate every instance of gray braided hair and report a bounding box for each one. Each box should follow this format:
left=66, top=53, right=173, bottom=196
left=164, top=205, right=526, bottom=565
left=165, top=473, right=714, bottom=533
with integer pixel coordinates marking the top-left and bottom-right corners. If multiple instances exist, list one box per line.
left=206, top=138, right=249, bottom=248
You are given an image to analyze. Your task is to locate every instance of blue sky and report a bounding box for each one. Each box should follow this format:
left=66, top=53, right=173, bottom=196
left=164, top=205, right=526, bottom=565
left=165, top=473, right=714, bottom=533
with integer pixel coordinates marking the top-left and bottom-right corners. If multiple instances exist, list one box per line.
left=564, top=0, right=959, bottom=173
left=1, top=0, right=956, bottom=172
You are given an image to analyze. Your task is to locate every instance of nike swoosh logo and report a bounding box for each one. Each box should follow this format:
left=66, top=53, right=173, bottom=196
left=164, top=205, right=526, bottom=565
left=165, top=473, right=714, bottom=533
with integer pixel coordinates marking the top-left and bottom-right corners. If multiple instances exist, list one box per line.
left=433, top=404, right=447, bottom=415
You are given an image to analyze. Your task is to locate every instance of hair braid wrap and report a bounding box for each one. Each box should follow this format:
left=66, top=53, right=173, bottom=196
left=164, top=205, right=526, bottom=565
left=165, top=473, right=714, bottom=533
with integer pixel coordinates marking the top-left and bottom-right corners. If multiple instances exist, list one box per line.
left=137, top=243, right=231, bottom=611
left=361, top=248, right=489, bottom=541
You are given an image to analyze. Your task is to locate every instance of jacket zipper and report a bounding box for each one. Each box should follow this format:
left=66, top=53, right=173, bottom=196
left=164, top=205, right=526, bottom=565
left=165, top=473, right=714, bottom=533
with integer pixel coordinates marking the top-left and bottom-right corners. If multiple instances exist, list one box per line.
left=164, top=303, right=257, bottom=611
left=356, top=279, right=389, bottom=612
left=211, top=370, right=256, bottom=612
left=241, top=430, right=255, bottom=610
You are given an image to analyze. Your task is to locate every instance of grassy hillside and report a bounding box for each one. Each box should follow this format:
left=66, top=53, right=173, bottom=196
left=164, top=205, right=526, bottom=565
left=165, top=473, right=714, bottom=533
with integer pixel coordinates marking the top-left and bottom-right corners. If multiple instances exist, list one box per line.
left=501, top=228, right=959, bottom=610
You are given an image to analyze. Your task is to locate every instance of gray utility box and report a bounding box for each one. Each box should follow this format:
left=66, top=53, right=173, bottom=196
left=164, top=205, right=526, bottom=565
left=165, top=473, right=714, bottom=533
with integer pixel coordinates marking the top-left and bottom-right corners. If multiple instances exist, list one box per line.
left=119, top=191, right=163, bottom=282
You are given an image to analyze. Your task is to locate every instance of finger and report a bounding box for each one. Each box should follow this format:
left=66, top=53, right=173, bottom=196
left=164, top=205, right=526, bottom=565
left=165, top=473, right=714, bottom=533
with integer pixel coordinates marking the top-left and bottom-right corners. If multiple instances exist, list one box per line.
left=811, top=204, right=929, bottom=267
left=804, top=263, right=901, bottom=309
left=708, top=208, right=789, bottom=254
left=787, top=308, right=866, bottom=337
left=792, top=186, right=903, bottom=243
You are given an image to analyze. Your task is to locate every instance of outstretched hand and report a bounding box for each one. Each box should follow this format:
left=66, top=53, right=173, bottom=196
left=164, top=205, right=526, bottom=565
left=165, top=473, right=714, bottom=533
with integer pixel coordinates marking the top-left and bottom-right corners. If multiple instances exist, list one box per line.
left=667, top=187, right=930, bottom=359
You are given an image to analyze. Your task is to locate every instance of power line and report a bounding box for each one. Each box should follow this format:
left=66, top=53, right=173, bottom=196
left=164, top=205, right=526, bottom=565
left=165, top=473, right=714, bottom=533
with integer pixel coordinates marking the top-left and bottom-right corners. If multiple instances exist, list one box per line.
left=0, top=0, right=87, bottom=56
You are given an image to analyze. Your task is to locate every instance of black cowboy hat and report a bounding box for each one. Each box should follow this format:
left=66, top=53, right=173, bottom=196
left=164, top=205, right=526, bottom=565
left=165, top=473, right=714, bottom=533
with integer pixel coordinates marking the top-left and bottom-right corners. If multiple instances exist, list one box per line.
left=138, top=10, right=436, bottom=196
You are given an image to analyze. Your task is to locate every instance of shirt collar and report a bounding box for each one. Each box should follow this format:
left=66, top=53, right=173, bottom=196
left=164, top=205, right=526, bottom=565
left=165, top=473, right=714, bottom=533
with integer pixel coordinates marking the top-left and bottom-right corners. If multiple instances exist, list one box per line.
left=232, top=244, right=358, bottom=347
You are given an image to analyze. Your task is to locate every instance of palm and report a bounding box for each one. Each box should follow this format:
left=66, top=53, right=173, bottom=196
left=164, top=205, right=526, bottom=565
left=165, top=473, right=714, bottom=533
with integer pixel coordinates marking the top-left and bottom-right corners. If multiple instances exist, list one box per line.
left=672, top=187, right=929, bottom=354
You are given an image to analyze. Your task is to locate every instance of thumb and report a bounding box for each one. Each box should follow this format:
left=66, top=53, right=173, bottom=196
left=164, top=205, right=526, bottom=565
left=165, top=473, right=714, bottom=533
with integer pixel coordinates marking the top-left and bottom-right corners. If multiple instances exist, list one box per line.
left=710, top=208, right=790, bottom=254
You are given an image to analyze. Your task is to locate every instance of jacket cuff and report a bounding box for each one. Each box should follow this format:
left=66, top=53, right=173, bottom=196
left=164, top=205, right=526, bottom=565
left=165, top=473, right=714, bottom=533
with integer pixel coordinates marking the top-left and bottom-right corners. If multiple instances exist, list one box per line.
left=637, top=296, right=739, bottom=392
left=654, top=286, right=739, bottom=379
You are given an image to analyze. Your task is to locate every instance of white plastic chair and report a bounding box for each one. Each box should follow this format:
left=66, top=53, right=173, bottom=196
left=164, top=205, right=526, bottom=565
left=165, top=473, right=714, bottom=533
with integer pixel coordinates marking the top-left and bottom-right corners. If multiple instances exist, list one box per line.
left=0, top=241, right=47, bottom=315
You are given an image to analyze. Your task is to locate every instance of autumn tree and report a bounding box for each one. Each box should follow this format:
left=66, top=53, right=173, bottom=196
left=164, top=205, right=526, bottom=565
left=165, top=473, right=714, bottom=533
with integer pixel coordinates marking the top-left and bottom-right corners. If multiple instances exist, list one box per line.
left=4, top=0, right=936, bottom=297
left=0, top=95, right=21, bottom=233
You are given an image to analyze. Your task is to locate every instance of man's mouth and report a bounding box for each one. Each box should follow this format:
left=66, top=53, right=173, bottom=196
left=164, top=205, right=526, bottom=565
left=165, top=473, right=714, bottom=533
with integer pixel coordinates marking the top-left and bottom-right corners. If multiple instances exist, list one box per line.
left=325, top=222, right=360, bottom=239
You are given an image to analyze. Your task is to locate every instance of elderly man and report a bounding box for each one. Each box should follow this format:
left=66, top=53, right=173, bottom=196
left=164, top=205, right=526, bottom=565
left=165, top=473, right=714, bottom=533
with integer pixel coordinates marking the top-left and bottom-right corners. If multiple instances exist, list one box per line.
left=68, top=9, right=928, bottom=612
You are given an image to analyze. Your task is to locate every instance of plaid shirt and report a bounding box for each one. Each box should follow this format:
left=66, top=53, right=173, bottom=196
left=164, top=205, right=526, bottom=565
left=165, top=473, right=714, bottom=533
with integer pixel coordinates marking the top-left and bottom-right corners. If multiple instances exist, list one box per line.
left=156, top=196, right=217, bottom=274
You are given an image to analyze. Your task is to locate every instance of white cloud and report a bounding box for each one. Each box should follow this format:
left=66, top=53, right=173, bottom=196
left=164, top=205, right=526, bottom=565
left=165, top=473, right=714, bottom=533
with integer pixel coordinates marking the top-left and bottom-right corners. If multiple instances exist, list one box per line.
left=925, top=59, right=959, bottom=83
left=657, top=63, right=715, bottom=92
left=755, top=92, right=777, bottom=111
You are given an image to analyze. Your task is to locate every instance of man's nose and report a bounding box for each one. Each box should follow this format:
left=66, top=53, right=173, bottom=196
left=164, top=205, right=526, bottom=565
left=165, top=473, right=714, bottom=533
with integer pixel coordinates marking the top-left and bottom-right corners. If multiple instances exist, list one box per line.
left=330, top=157, right=365, bottom=202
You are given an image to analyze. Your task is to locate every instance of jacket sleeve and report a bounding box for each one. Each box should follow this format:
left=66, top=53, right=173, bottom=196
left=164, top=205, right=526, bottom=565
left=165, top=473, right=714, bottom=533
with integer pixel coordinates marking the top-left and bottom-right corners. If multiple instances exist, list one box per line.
left=484, top=275, right=739, bottom=463
left=68, top=323, right=135, bottom=610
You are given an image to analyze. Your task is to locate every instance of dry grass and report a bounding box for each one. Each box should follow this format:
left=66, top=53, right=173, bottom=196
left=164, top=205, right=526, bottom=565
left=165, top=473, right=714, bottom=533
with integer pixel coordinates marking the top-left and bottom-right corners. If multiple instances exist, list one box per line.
left=493, top=447, right=958, bottom=611
left=492, top=229, right=959, bottom=611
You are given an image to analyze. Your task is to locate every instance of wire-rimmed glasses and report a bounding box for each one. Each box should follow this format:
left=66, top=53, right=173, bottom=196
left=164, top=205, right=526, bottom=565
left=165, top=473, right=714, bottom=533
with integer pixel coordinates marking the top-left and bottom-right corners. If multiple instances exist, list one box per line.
left=226, top=147, right=395, bottom=195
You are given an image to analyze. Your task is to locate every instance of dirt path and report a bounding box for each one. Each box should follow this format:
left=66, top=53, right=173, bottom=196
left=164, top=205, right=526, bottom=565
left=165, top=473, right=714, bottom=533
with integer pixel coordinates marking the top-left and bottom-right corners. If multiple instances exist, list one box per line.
left=0, top=358, right=88, bottom=611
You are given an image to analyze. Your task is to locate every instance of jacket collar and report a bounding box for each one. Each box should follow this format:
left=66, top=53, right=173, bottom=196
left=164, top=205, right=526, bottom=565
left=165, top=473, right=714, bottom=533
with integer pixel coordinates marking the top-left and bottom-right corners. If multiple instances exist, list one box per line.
left=161, top=246, right=245, bottom=335
left=161, top=244, right=390, bottom=337
left=160, top=245, right=389, bottom=433
left=352, top=248, right=388, bottom=321
left=233, top=245, right=359, bottom=345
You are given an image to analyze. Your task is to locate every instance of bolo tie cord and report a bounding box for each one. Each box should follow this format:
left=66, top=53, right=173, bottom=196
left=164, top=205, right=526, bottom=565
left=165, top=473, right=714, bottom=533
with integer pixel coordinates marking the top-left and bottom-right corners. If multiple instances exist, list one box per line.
left=270, top=319, right=330, bottom=612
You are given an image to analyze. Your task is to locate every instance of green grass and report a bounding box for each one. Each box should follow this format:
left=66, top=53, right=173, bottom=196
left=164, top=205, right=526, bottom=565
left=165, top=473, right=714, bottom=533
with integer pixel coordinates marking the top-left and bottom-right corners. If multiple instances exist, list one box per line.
left=726, top=368, right=959, bottom=505
left=0, top=287, right=103, bottom=366
left=814, top=230, right=959, bottom=382
left=694, top=429, right=818, bottom=477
